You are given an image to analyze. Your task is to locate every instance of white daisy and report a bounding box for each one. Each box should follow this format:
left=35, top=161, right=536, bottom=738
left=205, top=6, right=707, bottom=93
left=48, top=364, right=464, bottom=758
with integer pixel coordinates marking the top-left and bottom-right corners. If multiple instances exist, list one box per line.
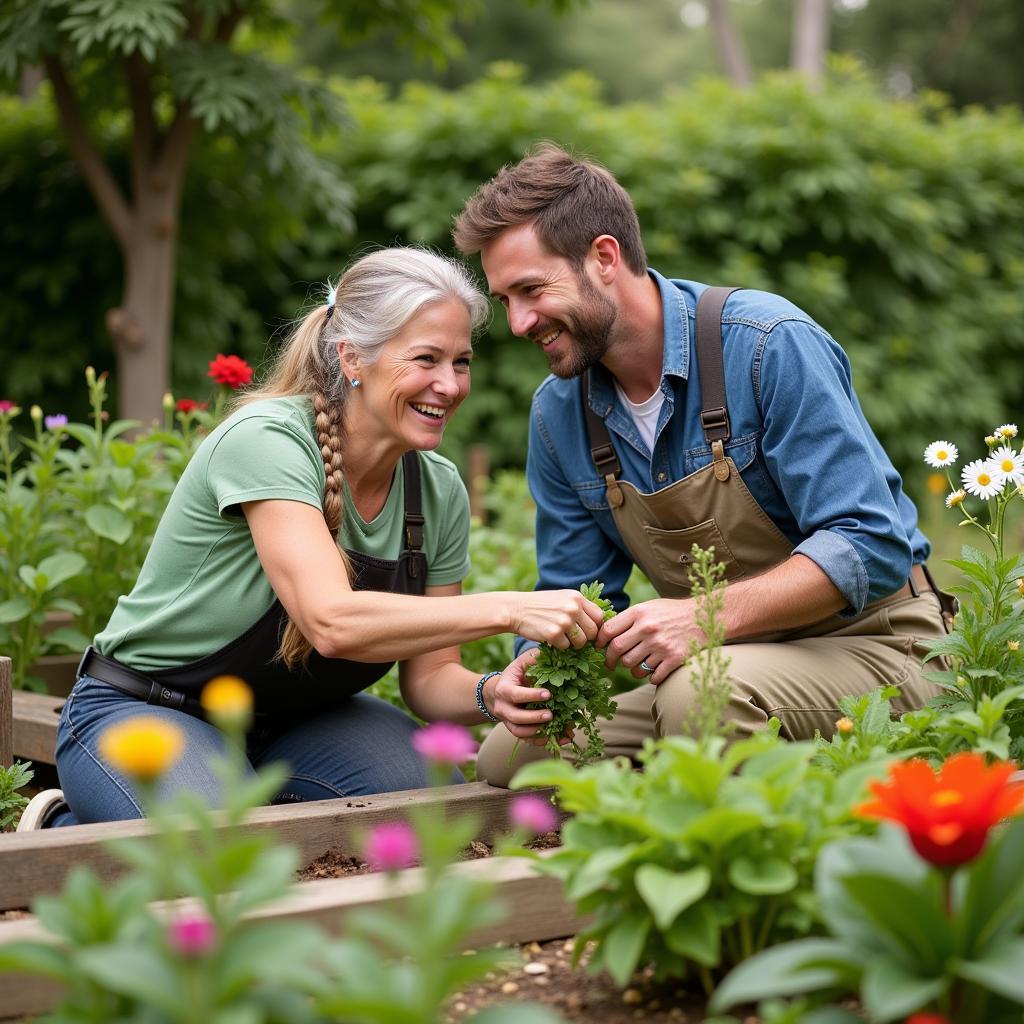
left=995, top=423, right=1018, bottom=439
left=923, top=440, right=958, bottom=468
left=945, top=489, right=966, bottom=509
left=988, top=446, right=1024, bottom=485
left=961, top=458, right=1005, bottom=500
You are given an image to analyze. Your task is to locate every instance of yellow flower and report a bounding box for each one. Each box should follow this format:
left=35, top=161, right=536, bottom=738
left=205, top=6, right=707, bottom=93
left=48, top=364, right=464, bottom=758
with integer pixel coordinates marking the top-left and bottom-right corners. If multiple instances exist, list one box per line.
left=162, top=392, right=174, bottom=410
left=985, top=434, right=998, bottom=447
left=1018, top=579, right=1024, bottom=599
left=835, top=717, right=854, bottom=735
left=926, top=473, right=946, bottom=495
left=1010, top=641, right=1021, bottom=652
left=201, top=675, right=254, bottom=729
left=98, top=716, right=185, bottom=782
left=946, top=489, right=966, bottom=509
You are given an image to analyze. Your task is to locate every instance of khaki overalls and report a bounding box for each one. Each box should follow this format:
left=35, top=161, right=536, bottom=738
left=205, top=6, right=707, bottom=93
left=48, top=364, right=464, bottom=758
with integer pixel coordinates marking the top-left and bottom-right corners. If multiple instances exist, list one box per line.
left=477, top=288, right=947, bottom=787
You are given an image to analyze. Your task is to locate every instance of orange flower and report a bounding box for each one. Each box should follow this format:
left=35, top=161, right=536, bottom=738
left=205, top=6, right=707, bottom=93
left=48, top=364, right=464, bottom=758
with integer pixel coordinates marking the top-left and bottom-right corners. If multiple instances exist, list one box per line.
left=201, top=675, right=253, bottom=730
left=857, top=753, right=1024, bottom=867
left=835, top=717, right=854, bottom=734
left=98, top=716, right=185, bottom=782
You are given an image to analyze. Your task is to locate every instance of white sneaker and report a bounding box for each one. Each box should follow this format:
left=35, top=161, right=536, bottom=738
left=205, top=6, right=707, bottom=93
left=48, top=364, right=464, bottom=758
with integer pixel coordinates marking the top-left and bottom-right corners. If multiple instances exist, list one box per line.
left=16, top=789, right=68, bottom=832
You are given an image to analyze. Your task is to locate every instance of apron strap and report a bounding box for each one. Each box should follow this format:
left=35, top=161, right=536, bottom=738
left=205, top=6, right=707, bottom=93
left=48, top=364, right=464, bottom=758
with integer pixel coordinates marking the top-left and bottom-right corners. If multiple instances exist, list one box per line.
left=581, top=370, right=622, bottom=478
left=696, top=285, right=741, bottom=446
left=400, top=451, right=425, bottom=551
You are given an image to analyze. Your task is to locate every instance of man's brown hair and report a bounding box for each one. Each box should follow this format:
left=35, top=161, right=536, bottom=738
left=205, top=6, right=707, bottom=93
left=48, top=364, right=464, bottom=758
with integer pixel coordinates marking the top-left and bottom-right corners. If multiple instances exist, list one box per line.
left=453, top=142, right=648, bottom=276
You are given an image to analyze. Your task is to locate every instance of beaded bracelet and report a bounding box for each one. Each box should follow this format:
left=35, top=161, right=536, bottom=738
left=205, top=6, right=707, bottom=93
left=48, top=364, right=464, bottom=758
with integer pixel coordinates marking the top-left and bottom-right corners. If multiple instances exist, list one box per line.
left=475, top=670, right=501, bottom=723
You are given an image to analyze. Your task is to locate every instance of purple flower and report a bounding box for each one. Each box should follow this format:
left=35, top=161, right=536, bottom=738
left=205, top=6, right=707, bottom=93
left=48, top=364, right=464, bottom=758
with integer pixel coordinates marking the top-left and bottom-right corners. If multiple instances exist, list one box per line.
left=510, top=793, right=559, bottom=835
left=364, top=821, right=419, bottom=871
left=167, top=913, right=217, bottom=956
left=44, top=414, right=68, bottom=431
left=412, top=721, right=478, bottom=765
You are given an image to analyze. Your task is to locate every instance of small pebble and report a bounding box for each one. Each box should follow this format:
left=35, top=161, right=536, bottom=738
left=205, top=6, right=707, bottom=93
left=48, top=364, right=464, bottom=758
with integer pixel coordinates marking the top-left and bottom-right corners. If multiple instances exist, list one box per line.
left=525, top=941, right=543, bottom=954
left=622, top=988, right=643, bottom=1005
left=453, top=1002, right=466, bottom=1013
left=532, top=976, right=549, bottom=986
left=562, top=938, right=576, bottom=953
left=500, top=981, right=519, bottom=994
left=523, top=961, right=549, bottom=975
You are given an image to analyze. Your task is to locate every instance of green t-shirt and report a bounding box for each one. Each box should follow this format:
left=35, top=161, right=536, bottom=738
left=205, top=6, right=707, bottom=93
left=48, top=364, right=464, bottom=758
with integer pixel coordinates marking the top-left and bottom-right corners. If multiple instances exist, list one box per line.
left=95, top=396, right=470, bottom=671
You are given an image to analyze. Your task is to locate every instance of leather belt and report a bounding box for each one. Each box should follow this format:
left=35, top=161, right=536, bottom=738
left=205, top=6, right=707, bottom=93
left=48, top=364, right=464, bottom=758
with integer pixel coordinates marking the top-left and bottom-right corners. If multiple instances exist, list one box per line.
left=76, top=646, right=204, bottom=716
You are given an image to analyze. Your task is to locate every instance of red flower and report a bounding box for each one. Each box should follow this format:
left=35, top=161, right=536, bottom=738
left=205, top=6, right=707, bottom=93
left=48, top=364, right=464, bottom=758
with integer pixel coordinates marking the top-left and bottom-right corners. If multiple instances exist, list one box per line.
left=906, top=1014, right=950, bottom=1024
left=857, top=753, right=1024, bottom=867
left=207, top=354, right=253, bottom=389
left=175, top=398, right=208, bottom=414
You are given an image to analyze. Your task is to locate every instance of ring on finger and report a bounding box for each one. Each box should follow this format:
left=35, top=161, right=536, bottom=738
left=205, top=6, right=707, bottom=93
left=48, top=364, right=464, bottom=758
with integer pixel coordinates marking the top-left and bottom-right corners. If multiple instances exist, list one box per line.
left=639, top=659, right=654, bottom=674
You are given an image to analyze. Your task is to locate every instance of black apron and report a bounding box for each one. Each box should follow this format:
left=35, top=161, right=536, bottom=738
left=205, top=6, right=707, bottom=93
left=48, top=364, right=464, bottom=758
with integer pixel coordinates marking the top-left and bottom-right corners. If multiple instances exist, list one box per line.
left=77, top=451, right=427, bottom=717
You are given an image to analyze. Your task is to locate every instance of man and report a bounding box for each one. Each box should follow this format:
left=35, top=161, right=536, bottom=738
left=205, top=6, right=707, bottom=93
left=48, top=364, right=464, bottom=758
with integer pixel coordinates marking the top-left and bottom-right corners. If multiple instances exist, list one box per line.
left=453, top=142, right=947, bottom=785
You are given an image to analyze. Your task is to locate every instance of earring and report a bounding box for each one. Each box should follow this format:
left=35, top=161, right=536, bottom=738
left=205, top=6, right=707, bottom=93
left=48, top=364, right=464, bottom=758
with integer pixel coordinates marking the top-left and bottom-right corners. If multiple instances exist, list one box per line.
left=350, top=378, right=361, bottom=388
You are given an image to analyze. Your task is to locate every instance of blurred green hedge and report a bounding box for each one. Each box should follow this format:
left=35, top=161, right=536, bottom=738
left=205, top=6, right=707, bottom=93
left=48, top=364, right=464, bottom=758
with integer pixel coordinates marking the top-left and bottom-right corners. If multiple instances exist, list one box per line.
left=5, top=63, right=1024, bottom=484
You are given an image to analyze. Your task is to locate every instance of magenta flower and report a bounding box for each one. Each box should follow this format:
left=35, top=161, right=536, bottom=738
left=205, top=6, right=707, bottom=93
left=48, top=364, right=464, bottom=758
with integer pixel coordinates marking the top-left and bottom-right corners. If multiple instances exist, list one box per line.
left=510, top=793, right=559, bottom=835
left=167, top=913, right=217, bottom=956
left=364, top=821, right=420, bottom=871
left=0, top=400, right=18, bottom=415
left=44, top=413, right=68, bottom=430
left=411, top=721, right=477, bottom=764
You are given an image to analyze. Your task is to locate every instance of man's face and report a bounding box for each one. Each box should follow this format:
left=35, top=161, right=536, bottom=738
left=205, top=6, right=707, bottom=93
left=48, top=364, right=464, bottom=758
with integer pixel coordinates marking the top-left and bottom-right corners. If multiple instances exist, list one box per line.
left=481, top=223, right=617, bottom=379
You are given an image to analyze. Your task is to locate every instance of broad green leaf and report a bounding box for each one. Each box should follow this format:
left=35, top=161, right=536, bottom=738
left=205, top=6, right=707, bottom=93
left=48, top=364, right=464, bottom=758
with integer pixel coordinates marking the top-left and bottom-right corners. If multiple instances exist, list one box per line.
left=665, top=902, right=720, bottom=966
left=709, top=937, right=856, bottom=1012
left=601, top=911, right=651, bottom=987
left=85, top=504, right=132, bottom=544
left=952, top=938, right=1024, bottom=1002
left=635, top=863, right=710, bottom=930
left=75, top=944, right=182, bottom=1013
left=37, top=552, right=87, bottom=589
left=861, top=957, right=946, bottom=1023
left=729, top=855, right=798, bottom=895
left=45, top=626, right=91, bottom=652
left=565, top=845, right=637, bottom=900
left=471, top=1004, right=566, bottom=1024
left=959, top=820, right=1024, bottom=950
left=0, top=596, right=31, bottom=623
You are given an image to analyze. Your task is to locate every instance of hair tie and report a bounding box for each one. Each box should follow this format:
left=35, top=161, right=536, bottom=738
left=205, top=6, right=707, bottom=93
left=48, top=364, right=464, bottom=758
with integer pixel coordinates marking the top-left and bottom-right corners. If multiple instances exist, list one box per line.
left=324, top=281, right=337, bottom=310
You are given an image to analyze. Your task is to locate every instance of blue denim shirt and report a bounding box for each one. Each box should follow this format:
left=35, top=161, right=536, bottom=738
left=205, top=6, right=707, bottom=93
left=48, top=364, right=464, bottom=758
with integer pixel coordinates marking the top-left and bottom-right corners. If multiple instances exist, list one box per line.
left=517, top=270, right=928, bottom=654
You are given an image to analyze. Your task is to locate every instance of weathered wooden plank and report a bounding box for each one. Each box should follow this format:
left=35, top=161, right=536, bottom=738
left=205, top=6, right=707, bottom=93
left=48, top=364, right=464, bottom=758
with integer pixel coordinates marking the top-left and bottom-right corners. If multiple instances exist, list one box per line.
left=0, top=854, right=583, bottom=1021
left=0, top=658, right=11, bottom=768
left=0, top=781, right=549, bottom=910
left=10, top=692, right=62, bottom=765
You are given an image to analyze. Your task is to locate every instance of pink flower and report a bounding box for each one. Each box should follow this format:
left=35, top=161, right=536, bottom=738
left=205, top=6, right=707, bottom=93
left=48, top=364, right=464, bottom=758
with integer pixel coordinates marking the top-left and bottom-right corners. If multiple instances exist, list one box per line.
left=411, top=721, right=477, bottom=764
left=364, top=821, right=419, bottom=871
left=167, top=913, right=217, bottom=956
left=510, top=793, right=559, bottom=835
left=0, top=400, right=19, bottom=415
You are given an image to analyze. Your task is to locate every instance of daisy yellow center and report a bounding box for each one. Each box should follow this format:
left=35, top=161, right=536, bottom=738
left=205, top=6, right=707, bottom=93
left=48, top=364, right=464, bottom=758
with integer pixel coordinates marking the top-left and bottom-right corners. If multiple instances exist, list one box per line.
left=1000, top=459, right=1014, bottom=472
left=931, top=789, right=964, bottom=808
left=936, top=449, right=948, bottom=461
left=978, top=472, right=991, bottom=486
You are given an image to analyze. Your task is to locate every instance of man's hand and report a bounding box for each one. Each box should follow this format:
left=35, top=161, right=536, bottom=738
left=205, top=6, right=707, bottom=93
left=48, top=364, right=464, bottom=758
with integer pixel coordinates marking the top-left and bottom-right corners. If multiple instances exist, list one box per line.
left=485, top=648, right=570, bottom=745
left=596, top=598, right=699, bottom=685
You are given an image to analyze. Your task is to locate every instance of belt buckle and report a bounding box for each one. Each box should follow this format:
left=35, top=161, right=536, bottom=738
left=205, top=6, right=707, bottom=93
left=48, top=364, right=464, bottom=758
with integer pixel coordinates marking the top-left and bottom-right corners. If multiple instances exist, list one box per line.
left=75, top=645, right=94, bottom=681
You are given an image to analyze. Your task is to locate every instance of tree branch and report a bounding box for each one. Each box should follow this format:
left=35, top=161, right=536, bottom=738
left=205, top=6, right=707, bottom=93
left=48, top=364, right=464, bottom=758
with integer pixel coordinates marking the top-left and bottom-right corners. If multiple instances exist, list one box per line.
left=43, top=54, right=133, bottom=250
left=215, top=5, right=245, bottom=43
left=707, top=0, right=753, bottom=88
left=790, top=0, right=830, bottom=88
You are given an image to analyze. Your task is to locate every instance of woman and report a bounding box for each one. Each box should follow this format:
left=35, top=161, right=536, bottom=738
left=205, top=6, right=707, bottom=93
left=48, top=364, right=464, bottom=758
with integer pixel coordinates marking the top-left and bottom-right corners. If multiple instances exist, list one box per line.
left=23, top=248, right=602, bottom=828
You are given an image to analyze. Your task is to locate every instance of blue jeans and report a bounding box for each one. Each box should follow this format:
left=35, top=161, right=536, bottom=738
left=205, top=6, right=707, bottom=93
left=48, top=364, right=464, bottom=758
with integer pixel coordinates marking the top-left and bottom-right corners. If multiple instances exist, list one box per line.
left=53, top=676, right=460, bottom=826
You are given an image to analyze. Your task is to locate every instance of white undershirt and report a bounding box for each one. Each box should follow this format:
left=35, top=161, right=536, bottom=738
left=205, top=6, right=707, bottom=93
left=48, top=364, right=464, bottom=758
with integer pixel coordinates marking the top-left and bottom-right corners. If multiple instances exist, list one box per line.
left=613, top=380, right=665, bottom=453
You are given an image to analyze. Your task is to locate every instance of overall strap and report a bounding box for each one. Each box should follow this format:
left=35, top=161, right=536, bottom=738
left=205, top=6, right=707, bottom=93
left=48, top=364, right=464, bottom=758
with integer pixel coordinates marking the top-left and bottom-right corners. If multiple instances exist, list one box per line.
left=695, top=285, right=741, bottom=445
left=400, top=451, right=425, bottom=550
left=581, top=369, right=622, bottom=479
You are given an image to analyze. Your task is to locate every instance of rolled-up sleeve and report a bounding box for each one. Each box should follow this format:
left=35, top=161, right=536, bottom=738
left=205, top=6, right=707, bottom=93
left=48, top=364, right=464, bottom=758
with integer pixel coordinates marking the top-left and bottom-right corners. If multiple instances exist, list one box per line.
left=757, top=320, right=912, bottom=613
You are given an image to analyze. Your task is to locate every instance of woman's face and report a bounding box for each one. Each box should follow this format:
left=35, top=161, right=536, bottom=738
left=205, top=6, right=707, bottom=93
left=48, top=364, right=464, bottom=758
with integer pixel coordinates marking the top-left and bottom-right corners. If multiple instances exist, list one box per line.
left=345, top=298, right=473, bottom=453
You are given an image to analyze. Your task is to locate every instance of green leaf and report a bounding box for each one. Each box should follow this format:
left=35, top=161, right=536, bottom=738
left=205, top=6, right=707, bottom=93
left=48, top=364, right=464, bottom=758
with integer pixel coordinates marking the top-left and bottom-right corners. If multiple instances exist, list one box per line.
left=634, top=863, right=710, bottom=931
left=952, top=938, right=1024, bottom=1002
left=565, top=845, right=638, bottom=901
left=45, top=626, right=91, bottom=652
left=471, top=1005, right=566, bottom=1024
left=709, top=937, right=857, bottom=1012
left=664, top=902, right=720, bottom=966
left=861, top=957, right=946, bottom=1023
left=37, top=552, right=88, bottom=589
left=729, top=856, right=799, bottom=895
left=75, top=944, right=182, bottom=1013
left=601, top=911, right=651, bottom=987
left=0, top=596, right=31, bottom=623
left=85, top=504, right=132, bottom=544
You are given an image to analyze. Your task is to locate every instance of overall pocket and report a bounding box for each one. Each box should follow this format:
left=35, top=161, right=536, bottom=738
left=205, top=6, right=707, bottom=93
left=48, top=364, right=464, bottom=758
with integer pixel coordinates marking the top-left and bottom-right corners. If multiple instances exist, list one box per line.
left=642, top=518, right=746, bottom=593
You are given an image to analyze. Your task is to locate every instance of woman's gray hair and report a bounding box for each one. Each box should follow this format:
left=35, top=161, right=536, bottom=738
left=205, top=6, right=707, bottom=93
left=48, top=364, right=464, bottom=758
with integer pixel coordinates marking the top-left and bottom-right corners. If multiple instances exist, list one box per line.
left=325, top=247, right=490, bottom=369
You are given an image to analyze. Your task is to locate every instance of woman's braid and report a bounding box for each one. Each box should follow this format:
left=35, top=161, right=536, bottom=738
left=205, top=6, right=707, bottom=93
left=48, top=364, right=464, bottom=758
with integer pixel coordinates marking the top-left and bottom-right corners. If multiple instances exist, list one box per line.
left=313, top=391, right=345, bottom=536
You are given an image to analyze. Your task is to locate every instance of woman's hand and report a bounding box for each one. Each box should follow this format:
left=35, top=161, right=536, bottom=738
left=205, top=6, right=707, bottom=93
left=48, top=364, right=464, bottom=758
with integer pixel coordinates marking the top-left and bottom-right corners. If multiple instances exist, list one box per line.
left=483, top=648, right=570, bottom=746
left=506, top=590, right=604, bottom=649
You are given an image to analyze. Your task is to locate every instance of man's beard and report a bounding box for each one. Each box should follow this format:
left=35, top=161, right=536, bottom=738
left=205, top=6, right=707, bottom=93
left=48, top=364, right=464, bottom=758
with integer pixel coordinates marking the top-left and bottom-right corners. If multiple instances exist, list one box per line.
left=543, top=273, right=617, bottom=379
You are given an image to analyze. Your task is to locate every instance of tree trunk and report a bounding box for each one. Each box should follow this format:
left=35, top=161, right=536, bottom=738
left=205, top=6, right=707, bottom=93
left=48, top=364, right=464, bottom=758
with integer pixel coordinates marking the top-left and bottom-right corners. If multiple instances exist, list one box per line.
left=707, top=0, right=754, bottom=88
left=109, top=188, right=180, bottom=426
left=791, top=0, right=830, bottom=87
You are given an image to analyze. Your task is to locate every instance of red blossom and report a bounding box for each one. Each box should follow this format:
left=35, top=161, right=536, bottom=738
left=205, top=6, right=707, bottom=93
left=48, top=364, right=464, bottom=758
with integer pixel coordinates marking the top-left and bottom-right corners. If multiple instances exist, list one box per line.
left=857, top=753, right=1024, bottom=867
left=175, top=398, right=208, bottom=414
left=906, top=1014, right=950, bottom=1024
left=0, top=400, right=17, bottom=413
left=207, top=353, right=253, bottom=389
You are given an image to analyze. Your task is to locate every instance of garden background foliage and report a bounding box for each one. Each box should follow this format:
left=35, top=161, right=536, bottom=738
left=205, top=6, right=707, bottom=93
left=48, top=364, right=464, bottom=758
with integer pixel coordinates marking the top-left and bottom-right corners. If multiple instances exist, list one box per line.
left=4, top=63, right=1024, bottom=484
